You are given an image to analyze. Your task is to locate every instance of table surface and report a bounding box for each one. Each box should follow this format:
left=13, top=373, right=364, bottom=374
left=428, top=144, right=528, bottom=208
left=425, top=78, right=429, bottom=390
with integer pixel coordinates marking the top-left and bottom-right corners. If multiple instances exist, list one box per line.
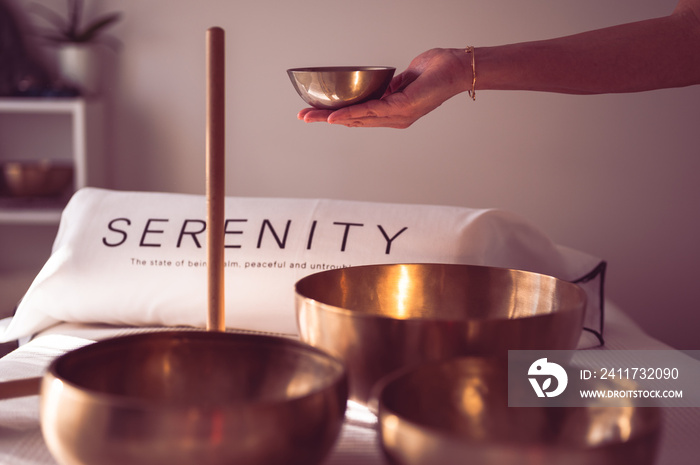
left=0, top=303, right=698, bottom=465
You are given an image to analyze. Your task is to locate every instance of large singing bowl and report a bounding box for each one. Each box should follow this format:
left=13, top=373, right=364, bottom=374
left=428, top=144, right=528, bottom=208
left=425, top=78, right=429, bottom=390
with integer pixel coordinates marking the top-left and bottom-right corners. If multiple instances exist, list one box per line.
left=377, top=358, right=661, bottom=465
left=295, top=263, right=586, bottom=404
left=39, top=331, right=348, bottom=465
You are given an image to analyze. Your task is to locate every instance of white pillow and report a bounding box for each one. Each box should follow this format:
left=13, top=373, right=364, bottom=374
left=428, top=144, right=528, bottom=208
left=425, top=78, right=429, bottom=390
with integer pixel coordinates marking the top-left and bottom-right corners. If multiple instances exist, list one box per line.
left=2, top=188, right=605, bottom=343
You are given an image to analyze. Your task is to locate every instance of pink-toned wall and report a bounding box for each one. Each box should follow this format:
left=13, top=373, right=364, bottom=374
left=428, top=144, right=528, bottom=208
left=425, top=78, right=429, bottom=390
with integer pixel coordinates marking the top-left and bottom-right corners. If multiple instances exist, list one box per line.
left=4, top=0, right=698, bottom=348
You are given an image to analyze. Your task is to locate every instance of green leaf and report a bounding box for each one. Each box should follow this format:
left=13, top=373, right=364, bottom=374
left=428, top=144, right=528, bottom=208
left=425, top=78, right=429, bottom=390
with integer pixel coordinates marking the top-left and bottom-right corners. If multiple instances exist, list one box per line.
left=76, top=12, right=122, bottom=42
left=29, top=0, right=122, bottom=44
left=29, top=3, right=68, bottom=31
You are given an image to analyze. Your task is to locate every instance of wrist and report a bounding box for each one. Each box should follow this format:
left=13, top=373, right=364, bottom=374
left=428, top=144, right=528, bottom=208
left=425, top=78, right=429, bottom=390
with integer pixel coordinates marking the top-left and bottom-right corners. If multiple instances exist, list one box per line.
left=447, top=47, right=476, bottom=94
left=465, top=46, right=476, bottom=100
left=445, top=47, right=478, bottom=100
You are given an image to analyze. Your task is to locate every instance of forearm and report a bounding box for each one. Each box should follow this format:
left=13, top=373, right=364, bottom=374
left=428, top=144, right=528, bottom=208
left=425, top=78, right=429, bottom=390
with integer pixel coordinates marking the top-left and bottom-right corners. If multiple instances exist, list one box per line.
left=474, top=8, right=700, bottom=94
left=298, top=4, right=700, bottom=127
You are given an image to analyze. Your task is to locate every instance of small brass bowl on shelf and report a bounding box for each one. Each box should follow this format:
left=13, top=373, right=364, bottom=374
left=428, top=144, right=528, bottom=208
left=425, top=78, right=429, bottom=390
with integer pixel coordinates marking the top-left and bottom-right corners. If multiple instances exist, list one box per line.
left=1, top=160, right=73, bottom=197
left=377, top=358, right=661, bottom=465
left=40, top=331, right=348, bottom=465
left=287, top=66, right=395, bottom=110
left=295, top=263, right=586, bottom=404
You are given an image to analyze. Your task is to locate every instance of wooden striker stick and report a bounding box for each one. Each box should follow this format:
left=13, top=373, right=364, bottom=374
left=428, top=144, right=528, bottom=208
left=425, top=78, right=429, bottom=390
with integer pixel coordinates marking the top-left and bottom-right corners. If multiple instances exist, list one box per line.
left=206, top=27, right=225, bottom=332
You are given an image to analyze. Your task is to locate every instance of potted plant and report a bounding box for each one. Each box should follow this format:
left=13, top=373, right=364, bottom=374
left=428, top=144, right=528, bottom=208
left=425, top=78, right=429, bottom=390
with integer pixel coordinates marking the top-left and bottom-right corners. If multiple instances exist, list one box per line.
left=31, top=0, right=122, bottom=95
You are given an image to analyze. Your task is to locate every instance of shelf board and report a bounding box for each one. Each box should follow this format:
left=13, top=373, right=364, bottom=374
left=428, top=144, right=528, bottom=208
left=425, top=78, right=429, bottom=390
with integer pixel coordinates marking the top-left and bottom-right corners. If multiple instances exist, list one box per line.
left=0, top=197, right=67, bottom=224
left=0, top=97, right=87, bottom=114
left=0, top=209, right=62, bottom=224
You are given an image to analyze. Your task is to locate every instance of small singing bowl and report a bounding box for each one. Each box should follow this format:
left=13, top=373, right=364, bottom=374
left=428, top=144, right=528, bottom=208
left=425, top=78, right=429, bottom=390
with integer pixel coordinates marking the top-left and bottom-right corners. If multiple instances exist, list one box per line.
left=295, top=263, right=586, bottom=404
left=1, top=160, right=73, bottom=197
left=287, top=66, right=395, bottom=110
left=40, top=331, right=348, bottom=465
left=377, top=358, right=661, bottom=465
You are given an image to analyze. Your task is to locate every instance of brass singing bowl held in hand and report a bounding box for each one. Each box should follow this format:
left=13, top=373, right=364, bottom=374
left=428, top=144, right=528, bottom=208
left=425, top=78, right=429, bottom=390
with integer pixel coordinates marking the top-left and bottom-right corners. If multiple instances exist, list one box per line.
left=287, top=66, right=395, bottom=110
left=295, top=263, right=586, bottom=404
left=39, top=331, right=348, bottom=465
left=377, top=358, right=661, bottom=465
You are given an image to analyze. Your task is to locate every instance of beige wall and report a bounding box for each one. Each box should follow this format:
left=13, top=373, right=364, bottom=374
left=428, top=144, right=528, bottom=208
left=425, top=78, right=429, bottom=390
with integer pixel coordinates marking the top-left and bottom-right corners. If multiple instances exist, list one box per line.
left=7, top=0, right=699, bottom=348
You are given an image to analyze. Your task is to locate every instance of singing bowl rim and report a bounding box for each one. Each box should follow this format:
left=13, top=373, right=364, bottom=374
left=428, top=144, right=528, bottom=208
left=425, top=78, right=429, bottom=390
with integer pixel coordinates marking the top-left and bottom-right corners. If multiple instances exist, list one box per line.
left=286, top=66, right=396, bottom=74
left=377, top=357, right=662, bottom=456
left=43, top=330, right=348, bottom=410
left=294, top=263, right=587, bottom=323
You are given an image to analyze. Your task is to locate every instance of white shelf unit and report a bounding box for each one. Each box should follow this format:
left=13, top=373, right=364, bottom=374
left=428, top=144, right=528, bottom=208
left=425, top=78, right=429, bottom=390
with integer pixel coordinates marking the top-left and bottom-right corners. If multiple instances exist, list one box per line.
left=0, top=98, right=104, bottom=224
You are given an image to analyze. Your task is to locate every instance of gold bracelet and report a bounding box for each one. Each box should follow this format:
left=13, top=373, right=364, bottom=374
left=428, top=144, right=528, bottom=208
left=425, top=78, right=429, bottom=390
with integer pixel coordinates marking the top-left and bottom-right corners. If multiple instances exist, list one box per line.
left=465, top=46, right=476, bottom=101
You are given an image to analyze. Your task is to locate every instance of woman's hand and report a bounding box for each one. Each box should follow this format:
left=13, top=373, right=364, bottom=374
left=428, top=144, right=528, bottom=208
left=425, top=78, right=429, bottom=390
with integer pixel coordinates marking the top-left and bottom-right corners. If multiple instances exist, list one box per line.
left=296, top=48, right=473, bottom=129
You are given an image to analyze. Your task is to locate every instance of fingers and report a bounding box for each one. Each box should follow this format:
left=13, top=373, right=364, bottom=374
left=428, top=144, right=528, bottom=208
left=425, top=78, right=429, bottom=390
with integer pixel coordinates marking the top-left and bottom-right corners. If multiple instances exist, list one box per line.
left=297, top=108, right=334, bottom=122
left=327, top=105, right=382, bottom=127
left=328, top=93, right=420, bottom=128
left=327, top=105, right=414, bottom=129
left=296, top=92, right=417, bottom=128
left=296, top=103, right=387, bottom=126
